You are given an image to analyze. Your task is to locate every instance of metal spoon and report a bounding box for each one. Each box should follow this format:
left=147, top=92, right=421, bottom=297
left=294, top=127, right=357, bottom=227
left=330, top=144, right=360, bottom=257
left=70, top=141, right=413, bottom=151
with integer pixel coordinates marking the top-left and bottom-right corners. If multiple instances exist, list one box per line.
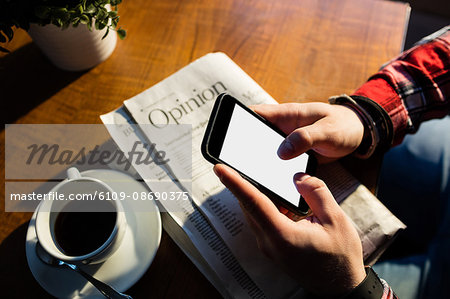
left=35, top=242, right=133, bottom=299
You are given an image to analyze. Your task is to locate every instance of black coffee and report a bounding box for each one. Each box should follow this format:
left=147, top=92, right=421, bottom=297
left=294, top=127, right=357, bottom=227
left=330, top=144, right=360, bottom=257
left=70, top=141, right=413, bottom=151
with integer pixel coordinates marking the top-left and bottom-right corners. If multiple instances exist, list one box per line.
left=54, top=206, right=117, bottom=256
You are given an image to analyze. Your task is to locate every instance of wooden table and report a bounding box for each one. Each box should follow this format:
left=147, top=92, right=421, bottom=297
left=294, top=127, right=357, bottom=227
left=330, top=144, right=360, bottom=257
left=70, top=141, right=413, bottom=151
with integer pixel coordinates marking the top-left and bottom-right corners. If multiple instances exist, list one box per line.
left=0, top=0, right=409, bottom=297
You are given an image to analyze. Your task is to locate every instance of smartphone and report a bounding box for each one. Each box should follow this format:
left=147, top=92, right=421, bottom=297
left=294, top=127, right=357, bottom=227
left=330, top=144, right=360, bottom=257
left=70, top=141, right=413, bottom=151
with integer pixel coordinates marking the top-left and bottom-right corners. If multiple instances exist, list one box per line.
left=201, top=93, right=317, bottom=215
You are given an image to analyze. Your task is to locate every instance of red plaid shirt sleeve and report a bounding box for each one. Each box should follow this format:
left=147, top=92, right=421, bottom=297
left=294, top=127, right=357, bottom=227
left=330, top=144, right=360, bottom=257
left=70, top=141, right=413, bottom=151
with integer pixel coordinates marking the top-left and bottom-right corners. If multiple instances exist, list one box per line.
left=351, top=27, right=449, bottom=298
left=353, top=27, right=450, bottom=146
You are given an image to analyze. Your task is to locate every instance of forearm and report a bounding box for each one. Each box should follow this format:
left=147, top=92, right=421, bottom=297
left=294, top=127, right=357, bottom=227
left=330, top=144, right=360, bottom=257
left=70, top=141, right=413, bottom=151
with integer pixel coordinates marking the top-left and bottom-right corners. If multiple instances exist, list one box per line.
left=352, top=26, right=450, bottom=146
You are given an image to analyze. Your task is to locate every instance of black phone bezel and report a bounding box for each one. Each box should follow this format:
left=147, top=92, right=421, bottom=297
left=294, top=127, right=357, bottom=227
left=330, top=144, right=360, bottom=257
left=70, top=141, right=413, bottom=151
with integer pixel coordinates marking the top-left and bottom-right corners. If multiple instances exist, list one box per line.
left=201, top=93, right=317, bottom=215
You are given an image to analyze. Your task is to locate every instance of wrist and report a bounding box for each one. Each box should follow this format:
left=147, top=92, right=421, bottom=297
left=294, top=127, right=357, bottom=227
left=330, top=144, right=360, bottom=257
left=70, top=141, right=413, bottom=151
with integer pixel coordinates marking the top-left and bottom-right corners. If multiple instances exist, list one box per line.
left=329, top=95, right=378, bottom=158
left=341, top=267, right=385, bottom=299
left=329, top=94, right=393, bottom=158
left=305, top=267, right=384, bottom=299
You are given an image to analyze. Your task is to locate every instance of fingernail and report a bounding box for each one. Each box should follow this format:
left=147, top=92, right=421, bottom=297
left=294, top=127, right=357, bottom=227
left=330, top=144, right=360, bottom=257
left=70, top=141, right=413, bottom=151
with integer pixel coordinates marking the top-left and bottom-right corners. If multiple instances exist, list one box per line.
left=213, top=165, right=222, bottom=180
left=278, top=139, right=294, bottom=157
left=294, top=172, right=310, bottom=182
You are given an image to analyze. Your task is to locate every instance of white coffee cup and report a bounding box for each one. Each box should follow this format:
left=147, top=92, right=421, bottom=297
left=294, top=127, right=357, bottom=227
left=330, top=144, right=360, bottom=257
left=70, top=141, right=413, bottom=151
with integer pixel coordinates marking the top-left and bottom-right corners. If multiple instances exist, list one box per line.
left=35, top=167, right=127, bottom=265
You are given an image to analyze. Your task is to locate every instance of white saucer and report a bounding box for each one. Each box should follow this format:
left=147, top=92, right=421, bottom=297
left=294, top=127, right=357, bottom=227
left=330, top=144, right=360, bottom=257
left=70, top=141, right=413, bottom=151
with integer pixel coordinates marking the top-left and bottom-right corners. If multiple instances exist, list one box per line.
left=26, top=169, right=162, bottom=298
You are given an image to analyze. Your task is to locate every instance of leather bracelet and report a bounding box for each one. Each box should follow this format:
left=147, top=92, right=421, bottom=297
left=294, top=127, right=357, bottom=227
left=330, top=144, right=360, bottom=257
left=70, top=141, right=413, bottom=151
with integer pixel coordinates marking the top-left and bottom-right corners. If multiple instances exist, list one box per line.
left=329, top=95, right=379, bottom=158
left=341, top=267, right=384, bottom=299
left=349, top=95, right=393, bottom=154
left=329, top=94, right=393, bottom=158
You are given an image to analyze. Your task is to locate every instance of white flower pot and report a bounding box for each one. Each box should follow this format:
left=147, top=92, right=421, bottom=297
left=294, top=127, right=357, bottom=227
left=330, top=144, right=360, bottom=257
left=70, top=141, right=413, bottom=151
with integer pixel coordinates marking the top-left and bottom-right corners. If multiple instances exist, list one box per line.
left=27, top=22, right=117, bottom=71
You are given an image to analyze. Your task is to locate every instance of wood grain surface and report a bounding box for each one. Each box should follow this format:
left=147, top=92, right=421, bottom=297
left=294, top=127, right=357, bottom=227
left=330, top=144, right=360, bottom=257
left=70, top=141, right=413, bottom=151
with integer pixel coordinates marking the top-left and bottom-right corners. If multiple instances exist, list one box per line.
left=0, top=0, right=409, bottom=298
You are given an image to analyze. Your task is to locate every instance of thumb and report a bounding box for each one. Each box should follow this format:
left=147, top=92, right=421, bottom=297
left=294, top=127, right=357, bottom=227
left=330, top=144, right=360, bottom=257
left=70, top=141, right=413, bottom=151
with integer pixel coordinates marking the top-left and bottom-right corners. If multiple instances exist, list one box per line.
left=293, top=173, right=342, bottom=225
left=277, top=125, right=319, bottom=159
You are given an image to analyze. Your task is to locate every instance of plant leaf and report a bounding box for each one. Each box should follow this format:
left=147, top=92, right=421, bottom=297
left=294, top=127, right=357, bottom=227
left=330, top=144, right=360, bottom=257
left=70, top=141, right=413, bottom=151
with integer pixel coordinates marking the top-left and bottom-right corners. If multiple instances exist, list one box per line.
left=97, top=8, right=107, bottom=20
left=99, top=21, right=107, bottom=30
left=76, top=4, right=84, bottom=14
left=102, top=27, right=110, bottom=39
left=117, top=28, right=126, bottom=40
left=85, top=4, right=96, bottom=14
left=111, top=17, right=118, bottom=29
left=80, top=14, right=90, bottom=24
left=108, top=11, right=118, bottom=18
left=0, top=0, right=126, bottom=43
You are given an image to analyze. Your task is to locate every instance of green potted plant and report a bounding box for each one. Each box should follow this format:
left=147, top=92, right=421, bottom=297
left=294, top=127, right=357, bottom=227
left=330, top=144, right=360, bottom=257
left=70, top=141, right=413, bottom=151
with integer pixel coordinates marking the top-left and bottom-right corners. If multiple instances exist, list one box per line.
left=0, top=0, right=126, bottom=71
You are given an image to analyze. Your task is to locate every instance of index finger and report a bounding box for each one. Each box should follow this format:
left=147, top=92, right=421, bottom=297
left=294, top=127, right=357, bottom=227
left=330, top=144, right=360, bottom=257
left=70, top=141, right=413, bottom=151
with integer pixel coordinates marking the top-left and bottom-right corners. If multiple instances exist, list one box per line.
left=213, top=164, right=284, bottom=233
left=250, top=103, right=328, bottom=134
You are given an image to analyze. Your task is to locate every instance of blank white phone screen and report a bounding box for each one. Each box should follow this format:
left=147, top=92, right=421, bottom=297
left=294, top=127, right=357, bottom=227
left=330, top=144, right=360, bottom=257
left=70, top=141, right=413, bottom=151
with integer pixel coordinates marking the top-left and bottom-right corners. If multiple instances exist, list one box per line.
left=219, top=104, right=309, bottom=207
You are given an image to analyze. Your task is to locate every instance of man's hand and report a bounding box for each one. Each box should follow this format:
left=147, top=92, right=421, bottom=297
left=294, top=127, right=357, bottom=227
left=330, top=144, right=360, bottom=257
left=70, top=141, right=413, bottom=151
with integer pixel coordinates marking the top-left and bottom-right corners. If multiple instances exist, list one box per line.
left=252, top=102, right=364, bottom=162
left=214, top=164, right=366, bottom=297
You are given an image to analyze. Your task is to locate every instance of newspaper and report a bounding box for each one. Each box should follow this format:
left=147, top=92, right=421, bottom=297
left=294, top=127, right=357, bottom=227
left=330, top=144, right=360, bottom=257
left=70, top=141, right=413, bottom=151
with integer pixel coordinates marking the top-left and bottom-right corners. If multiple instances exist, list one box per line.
left=101, top=52, right=405, bottom=298
left=101, top=107, right=289, bottom=298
